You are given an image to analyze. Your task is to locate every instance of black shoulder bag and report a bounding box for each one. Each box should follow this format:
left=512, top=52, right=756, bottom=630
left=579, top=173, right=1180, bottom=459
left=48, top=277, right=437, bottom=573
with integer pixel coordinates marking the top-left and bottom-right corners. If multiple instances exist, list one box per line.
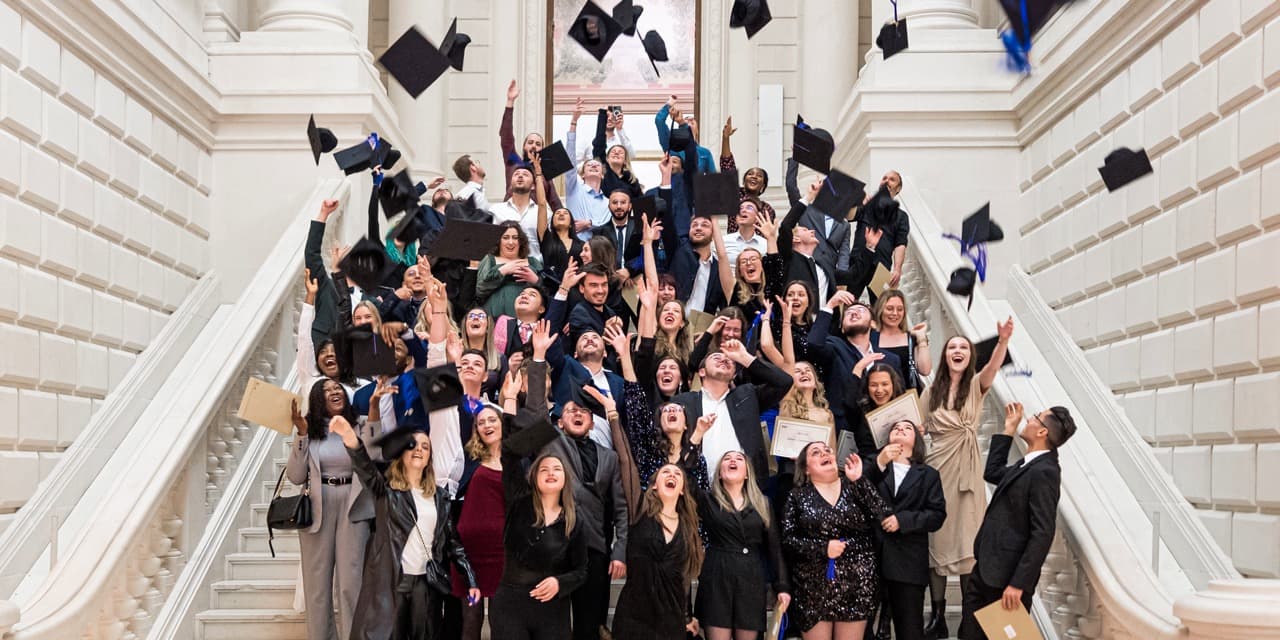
left=266, top=466, right=312, bottom=557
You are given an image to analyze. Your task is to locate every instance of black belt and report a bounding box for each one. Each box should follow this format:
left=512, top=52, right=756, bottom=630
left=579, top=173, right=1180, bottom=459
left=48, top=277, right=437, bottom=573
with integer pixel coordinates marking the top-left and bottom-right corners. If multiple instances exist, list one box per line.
left=321, top=476, right=352, bottom=486
left=709, top=545, right=757, bottom=556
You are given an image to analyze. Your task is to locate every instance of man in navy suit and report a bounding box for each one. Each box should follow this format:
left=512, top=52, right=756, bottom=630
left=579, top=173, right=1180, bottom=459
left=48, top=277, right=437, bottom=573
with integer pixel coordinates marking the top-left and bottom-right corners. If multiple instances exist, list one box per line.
left=957, top=402, right=1077, bottom=639
left=806, top=291, right=902, bottom=436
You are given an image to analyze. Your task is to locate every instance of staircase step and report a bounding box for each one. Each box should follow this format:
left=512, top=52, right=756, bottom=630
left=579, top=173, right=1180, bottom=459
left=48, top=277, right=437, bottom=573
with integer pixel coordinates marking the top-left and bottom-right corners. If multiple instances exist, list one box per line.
left=196, top=608, right=306, bottom=640
left=249, top=503, right=269, bottom=528
left=240, top=526, right=299, bottom=554
left=211, top=579, right=298, bottom=609
left=227, top=552, right=301, bottom=581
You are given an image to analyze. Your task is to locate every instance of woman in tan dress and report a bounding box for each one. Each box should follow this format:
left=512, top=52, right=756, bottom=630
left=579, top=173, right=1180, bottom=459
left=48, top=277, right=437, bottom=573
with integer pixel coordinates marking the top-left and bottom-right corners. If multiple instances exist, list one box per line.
left=918, top=317, right=1013, bottom=639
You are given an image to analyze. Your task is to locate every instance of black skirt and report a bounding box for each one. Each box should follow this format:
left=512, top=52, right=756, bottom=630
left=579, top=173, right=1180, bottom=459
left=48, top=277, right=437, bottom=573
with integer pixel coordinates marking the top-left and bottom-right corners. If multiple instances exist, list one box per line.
left=695, top=546, right=771, bottom=631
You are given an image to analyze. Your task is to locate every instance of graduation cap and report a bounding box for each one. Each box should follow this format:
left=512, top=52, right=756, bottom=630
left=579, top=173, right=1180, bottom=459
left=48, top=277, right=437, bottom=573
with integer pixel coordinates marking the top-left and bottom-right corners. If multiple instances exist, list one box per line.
left=306, top=115, right=338, bottom=165
left=411, top=364, right=465, bottom=413
left=439, top=18, right=472, bottom=71
left=876, top=19, right=909, bottom=59
left=793, top=117, right=835, bottom=174
left=729, top=0, right=772, bottom=38
left=669, top=125, right=695, bottom=156
left=444, top=196, right=494, bottom=223
left=378, top=170, right=419, bottom=218
left=391, top=209, right=429, bottom=245
left=946, top=267, right=977, bottom=310
left=372, top=425, right=428, bottom=461
left=567, top=372, right=608, bottom=419
left=379, top=26, right=452, bottom=98
left=859, top=183, right=900, bottom=229
left=1098, top=147, right=1153, bottom=192
left=337, top=236, right=393, bottom=291
left=334, top=135, right=400, bottom=175
left=568, top=1, right=623, bottom=62
left=997, top=0, right=1073, bottom=73
left=961, top=203, right=1004, bottom=247
left=538, top=141, right=575, bottom=179
left=612, top=0, right=644, bottom=37
left=346, top=327, right=400, bottom=378
left=425, top=219, right=506, bottom=261
left=973, top=335, right=1014, bottom=371
left=811, top=170, right=866, bottom=222
left=641, top=31, right=668, bottom=77
left=693, top=171, right=742, bottom=217
left=633, top=195, right=659, bottom=221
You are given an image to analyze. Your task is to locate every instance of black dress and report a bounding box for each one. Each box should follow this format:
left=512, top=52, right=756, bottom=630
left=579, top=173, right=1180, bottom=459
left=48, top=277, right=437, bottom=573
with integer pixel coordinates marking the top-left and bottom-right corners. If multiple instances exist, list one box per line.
left=681, top=444, right=789, bottom=632
left=781, top=477, right=891, bottom=631
left=540, top=229, right=583, bottom=283
left=611, top=517, right=690, bottom=639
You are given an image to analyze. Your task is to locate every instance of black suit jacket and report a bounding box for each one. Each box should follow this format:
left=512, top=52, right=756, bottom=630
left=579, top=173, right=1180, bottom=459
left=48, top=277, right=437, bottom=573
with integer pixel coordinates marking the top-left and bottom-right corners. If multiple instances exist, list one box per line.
left=863, top=460, right=946, bottom=585
left=671, top=358, right=793, bottom=486
left=592, top=217, right=644, bottom=270
left=304, top=220, right=341, bottom=346
left=973, top=435, right=1061, bottom=593
left=669, top=242, right=725, bottom=314
left=777, top=202, right=834, bottom=299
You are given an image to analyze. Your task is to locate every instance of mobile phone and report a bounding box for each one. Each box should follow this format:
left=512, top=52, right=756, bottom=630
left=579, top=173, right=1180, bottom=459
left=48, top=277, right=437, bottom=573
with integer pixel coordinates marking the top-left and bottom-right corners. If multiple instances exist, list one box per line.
left=610, top=105, right=623, bottom=118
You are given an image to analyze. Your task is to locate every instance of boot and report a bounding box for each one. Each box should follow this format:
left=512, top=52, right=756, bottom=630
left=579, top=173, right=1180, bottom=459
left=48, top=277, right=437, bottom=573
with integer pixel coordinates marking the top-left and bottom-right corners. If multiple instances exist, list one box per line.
left=873, top=599, right=893, bottom=640
left=923, top=599, right=948, bottom=640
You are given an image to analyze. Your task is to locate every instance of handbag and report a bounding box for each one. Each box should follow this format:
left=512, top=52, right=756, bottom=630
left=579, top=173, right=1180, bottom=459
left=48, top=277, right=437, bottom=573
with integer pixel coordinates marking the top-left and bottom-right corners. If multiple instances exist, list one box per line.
left=266, top=466, right=312, bottom=557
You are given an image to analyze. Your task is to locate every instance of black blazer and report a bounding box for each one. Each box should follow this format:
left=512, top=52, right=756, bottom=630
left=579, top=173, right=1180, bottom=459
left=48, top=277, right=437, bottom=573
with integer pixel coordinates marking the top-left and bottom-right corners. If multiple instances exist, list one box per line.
left=671, top=358, right=794, bottom=486
left=304, top=220, right=342, bottom=347
left=863, top=460, right=946, bottom=585
left=592, top=217, right=644, bottom=270
left=346, top=444, right=476, bottom=640
left=669, top=242, right=725, bottom=314
left=973, top=435, right=1062, bottom=593
left=777, top=202, right=832, bottom=299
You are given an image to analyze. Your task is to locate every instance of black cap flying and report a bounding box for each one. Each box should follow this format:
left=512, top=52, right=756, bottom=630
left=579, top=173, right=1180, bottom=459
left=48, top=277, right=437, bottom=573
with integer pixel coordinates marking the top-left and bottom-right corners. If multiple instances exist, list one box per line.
left=439, top=18, right=472, bottom=71
left=973, top=335, right=1014, bottom=371
left=859, top=183, right=900, bottom=230
left=612, top=0, right=644, bottom=37
left=391, top=208, right=429, bottom=245
left=411, top=364, right=465, bottom=412
left=794, top=116, right=835, bottom=174
left=947, top=267, right=976, bottom=298
left=306, top=115, right=338, bottom=165
left=693, top=171, right=742, bottom=217
left=1098, top=147, right=1154, bottom=192
left=337, top=237, right=393, bottom=291
left=379, top=26, right=453, bottom=98
left=334, top=136, right=401, bottom=175
left=425, top=219, right=507, bottom=261
left=345, top=327, right=400, bottom=378
left=538, top=141, right=575, bottom=179
left=642, top=31, right=669, bottom=77
left=960, top=203, right=1004, bottom=246
left=373, top=425, right=427, bottom=461
left=569, top=1, right=624, bottom=62
left=812, top=170, right=866, bottom=222
left=378, top=170, right=419, bottom=218
left=729, top=0, right=772, bottom=38
left=877, top=19, right=909, bottom=59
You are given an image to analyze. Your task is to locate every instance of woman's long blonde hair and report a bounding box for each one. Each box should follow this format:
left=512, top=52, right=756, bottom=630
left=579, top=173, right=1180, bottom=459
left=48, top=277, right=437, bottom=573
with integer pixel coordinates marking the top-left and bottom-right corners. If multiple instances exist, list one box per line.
left=641, top=465, right=704, bottom=583
left=871, top=289, right=910, bottom=333
left=529, top=454, right=577, bottom=535
left=387, top=433, right=436, bottom=499
left=778, top=362, right=831, bottom=421
left=709, top=451, right=774, bottom=528
left=464, top=405, right=504, bottom=462
left=413, top=296, right=460, bottom=336
left=353, top=300, right=383, bottom=333
left=654, top=300, right=693, bottom=364
left=733, top=248, right=768, bottom=307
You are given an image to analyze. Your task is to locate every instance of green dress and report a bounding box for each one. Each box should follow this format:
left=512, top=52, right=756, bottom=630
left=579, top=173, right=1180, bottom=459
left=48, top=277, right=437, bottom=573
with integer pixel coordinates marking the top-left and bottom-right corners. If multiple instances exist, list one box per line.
left=476, top=255, right=543, bottom=318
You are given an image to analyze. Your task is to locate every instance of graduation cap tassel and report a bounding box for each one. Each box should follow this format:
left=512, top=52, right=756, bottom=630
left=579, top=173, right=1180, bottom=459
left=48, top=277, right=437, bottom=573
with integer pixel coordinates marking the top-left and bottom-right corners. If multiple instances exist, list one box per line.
left=891, top=0, right=898, bottom=22
left=1000, top=0, right=1033, bottom=74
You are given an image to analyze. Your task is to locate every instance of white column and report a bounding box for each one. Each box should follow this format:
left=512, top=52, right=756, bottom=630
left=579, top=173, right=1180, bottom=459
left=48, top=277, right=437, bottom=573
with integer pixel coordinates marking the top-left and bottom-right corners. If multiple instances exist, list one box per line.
left=873, top=0, right=980, bottom=30
left=799, top=0, right=859, bottom=129
left=386, top=0, right=446, bottom=175
left=257, top=0, right=353, bottom=33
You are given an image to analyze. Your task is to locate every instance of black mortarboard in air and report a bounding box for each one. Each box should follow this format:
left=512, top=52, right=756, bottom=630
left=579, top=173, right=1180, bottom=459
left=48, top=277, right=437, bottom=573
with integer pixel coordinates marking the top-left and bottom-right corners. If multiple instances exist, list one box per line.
left=379, top=26, right=452, bottom=98
left=693, top=171, right=742, bottom=217
left=633, top=195, right=659, bottom=221
left=425, top=219, right=506, bottom=261
left=642, top=31, right=669, bottom=77
left=306, top=115, right=338, bottom=165
left=973, top=335, right=1014, bottom=371
left=569, top=1, right=624, bottom=62
left=613, top=0, right=644, bottom=37
left=391, top=209, right=429, bottom=245
left=337, top=236, right=393, bottom=291
left=794, top=116, right=835, bottom=174
left=334, top=136, right=400, bottom=174
left=998, top=0, right=1067, bottom=44
left=411, top=364, right=465, bottom=413
left=669, top=125, right=695, bottom=156
left=1098, top=147, right=1154, bottom=192
left=567, top=371, right=608, bottom=419
left=444, top=196, right=494, bottom=223
left=729, top=0, right=772, bottom=38
left=859, top=183, right=900, bottom=230
left=947, top=267, right=977, bottom=309
left=539, top=141, right=575, bottom=179
left=960, top=203, right=1004, bottom=246
left=373, top=425, right=428, bottom=461
left=439, top=18, right=472, bottom=71
left=876, top=19, right=909, bottom=59
left=345, top=327, right=400, bottom=378
left=378, top=170, right=419, bottom=218
left=812, top=170, right=866, bottom=222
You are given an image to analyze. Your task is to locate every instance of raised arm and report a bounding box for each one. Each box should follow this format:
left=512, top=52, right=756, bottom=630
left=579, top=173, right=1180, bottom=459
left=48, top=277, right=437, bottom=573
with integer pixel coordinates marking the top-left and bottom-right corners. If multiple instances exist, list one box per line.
left=785, top=157, right=802, bottom=208
left=532, top=151, right=549, bottom=237
left=712, top=220, right=734, bottom=304
left=720, top=116, right=736, bottom=161
left=297, top=272, right=321, bottom=381
left=978, top=317, right=1014, bottom=392
left=331, top=416, right=388, bottom=497
left=500, top=80, right=518, bottom=161
left=758, top=301, right=787, bottom=369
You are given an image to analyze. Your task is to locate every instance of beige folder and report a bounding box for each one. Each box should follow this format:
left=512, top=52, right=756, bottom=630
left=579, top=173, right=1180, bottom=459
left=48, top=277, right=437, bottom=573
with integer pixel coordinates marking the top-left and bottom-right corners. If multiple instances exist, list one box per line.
left=236, top=377, right=302, bottom=435
left=869, top=262, right=894, bottom=294
left=974, top=599, right=1043, bottom=640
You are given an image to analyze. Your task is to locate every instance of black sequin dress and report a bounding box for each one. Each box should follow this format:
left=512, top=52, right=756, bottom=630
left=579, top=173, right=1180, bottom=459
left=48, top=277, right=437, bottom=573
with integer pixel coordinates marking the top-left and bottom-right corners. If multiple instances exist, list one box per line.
left=781, top=476, right=891, bottom=631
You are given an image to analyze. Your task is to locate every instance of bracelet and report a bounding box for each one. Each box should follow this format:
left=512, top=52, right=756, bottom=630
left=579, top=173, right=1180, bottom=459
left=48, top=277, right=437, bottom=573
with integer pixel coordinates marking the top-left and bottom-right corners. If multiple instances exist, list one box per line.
left=431, top=311, right=446, bottom=315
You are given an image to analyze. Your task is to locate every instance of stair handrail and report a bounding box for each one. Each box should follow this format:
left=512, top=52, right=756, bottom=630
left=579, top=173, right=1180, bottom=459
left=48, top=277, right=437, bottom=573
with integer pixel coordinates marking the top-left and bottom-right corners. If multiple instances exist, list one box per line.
left=894, top=180, right=1191, bottom=638
left=0, top=178, right=350, bottom=639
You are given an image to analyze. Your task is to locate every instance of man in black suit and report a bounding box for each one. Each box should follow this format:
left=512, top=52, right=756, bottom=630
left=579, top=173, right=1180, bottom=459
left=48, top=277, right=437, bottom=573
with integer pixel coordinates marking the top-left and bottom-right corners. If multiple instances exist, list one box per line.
left=806, top=291, right=902, bottom=440
left=671, top=338, right=792, bottom=485
left=957, top=402, right=1077, bottom=639
left=668, top=213, right=725, bottom=315
left=591, top=189, right=643, bottom=276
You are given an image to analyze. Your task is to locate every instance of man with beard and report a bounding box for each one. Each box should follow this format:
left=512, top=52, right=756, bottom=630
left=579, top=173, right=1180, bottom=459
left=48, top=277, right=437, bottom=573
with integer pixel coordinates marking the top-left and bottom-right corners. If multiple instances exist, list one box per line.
left=591, top=189, right=643, bottom=276
left=491, top=165, right=543, bottom=261
left=852, top=170, right=911, bottom=291
left=376, top=262, right=431, bottom=325
left=549, top=325, right=626, bottom=450
left=566, top=262, right=617, bottom=336
left=671, top=338, right=793, bottom=485
left=451, top=153, right=491, bottom=215
left=778, top=182, right=885, bottom=300
left=669, top=213, right=725, bottom=314
left=806, top=290, right=903, bottom=449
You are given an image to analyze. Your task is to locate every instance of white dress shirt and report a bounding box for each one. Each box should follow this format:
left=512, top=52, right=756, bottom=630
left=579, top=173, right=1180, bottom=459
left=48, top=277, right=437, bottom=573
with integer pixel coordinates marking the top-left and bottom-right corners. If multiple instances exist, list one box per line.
left=1022, top=450, right=1049, bottom=467
left=687, top=255, right=713, bottom=313
left=490, top=198, right=542, bottom=261
left=455, top=181, right=491, bottom=214
left=891, top=461, right=911, bottom=496
left=699, top=388, right=742, bottom=479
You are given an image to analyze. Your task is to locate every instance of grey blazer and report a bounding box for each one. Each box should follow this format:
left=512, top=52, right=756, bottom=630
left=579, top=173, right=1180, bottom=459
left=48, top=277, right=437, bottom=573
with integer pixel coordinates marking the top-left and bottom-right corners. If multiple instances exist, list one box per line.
left=286, top=428, right=376, bottom=534
left=799, top=205, right=851, bottom=273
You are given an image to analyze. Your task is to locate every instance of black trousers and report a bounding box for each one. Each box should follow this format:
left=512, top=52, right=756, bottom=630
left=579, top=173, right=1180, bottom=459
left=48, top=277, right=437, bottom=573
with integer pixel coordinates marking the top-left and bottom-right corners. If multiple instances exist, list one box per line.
left=393, top=573, right=440, bottom=640
left=491, top=583, right=572, bottom=640
left=883, top=580, right=925, bottom=640
left=572, top=550, right=611, bottom=640
left=957, top=573, right=1035, bottom=640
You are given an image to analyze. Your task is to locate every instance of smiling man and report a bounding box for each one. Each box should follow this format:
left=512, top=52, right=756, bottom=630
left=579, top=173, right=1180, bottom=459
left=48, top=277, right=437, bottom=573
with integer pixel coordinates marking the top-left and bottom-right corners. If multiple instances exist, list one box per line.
left=806, top=291, right=903, bottom=439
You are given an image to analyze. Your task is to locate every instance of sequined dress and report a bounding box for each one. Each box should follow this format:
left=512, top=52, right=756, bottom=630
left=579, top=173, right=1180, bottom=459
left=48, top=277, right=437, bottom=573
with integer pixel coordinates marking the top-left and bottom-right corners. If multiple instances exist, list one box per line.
left=781, top=476, right=890, bottom=631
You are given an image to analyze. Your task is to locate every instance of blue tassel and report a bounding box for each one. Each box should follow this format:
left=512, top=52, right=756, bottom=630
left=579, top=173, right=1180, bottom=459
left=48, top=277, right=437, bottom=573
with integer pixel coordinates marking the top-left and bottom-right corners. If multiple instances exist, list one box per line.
left=776, top=612, right=789, bottom=640
left=1001, top=30, right=1032, bottom=74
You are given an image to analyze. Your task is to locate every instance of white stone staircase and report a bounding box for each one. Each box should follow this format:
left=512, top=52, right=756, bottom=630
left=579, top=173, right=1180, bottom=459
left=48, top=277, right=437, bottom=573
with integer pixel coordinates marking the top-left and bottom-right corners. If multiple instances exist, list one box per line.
left=195, top=442, right=305, bottom=640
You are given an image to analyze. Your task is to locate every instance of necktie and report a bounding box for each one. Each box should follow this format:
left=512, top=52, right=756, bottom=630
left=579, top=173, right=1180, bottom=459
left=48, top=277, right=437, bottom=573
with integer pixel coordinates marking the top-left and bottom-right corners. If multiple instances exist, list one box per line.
left=617, top=226, right=626, bottom=266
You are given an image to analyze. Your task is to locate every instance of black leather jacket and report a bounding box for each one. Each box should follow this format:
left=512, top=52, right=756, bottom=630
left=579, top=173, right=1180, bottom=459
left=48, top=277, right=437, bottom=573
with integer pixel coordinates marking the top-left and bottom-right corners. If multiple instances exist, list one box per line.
left=346, top=445, right=477, bottom=640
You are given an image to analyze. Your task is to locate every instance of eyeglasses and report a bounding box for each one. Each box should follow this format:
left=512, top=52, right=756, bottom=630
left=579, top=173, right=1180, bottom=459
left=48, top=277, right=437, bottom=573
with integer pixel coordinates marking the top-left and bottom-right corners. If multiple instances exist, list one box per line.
left=467, top=311, right=487, bottom=320
left=739, top=255, right=762, bottom=265
left=660, top=405, right=685, bottom=414
left=562, top=405, right=591, bottom=416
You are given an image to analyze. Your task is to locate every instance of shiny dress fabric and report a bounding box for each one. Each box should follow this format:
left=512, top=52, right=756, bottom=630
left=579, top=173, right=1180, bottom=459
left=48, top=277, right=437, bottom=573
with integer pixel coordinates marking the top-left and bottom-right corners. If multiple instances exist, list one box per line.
left=345, top=444, right=477, bottom=640
left=781, top=477, right=891, bottom=632
left=610, top=517, right=690, bottom=640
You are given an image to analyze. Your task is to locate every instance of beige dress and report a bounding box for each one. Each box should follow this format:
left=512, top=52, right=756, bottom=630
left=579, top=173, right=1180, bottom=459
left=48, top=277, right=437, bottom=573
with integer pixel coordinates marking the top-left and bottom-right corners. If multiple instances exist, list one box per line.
left=922, top=382, right=988, bottom=576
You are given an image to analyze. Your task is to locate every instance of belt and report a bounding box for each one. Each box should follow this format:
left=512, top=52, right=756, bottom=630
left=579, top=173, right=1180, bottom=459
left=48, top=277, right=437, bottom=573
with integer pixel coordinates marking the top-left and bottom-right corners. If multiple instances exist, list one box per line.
left=709, top=544, right=757, bottom=556
left=321, top=476, right=352, bottom=486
